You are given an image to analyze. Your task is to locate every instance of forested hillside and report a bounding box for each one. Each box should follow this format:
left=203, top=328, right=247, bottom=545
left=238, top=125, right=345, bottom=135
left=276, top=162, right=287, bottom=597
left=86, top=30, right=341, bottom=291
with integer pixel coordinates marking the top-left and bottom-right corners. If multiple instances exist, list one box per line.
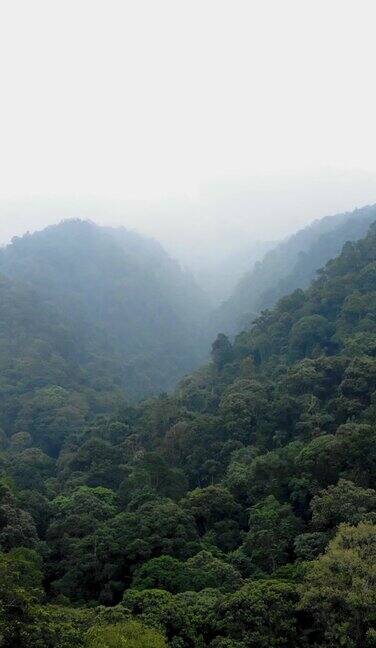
left=213, top=204, right=376, bottom=335
left=0, top=219, right=208, bottom=407
left=1, top=220, right=376, bottom=645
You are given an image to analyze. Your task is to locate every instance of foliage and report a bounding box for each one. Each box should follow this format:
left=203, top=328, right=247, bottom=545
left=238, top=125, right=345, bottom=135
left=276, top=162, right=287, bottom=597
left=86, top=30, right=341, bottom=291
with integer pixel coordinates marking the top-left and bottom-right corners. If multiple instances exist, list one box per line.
left=300, top=522, right=376, bottom=647
left=85, top=620, right=167, bottom=648
left=1, top=215, right=376, bottom=644
left=216, top=580, right=299, bottom=647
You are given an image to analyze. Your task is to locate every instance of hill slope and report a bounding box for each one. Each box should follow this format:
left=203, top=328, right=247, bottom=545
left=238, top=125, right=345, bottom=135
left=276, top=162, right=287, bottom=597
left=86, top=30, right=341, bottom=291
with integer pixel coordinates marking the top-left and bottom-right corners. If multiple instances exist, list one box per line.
left=2, top=218, right=376, bottom=646
left=0, top=220, right=209, bottom=436
left=213, top=203, right=376, bottom=335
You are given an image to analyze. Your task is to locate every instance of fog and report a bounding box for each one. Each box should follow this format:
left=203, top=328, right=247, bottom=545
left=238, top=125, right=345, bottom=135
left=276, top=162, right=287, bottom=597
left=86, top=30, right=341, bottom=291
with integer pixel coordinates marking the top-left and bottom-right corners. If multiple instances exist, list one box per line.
left=1, top=168, right=376, bottom=284
left=0, top=0, right=375, bottom=286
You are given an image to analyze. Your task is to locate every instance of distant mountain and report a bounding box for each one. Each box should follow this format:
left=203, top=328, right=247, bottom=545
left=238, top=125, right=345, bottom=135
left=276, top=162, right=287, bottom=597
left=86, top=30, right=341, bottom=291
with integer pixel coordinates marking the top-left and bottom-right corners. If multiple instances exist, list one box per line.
left=212, top=204, right=376, bottom=335
left=0, top=220, right=209, bottom=410
left=194, top=239, right=276, bottom=304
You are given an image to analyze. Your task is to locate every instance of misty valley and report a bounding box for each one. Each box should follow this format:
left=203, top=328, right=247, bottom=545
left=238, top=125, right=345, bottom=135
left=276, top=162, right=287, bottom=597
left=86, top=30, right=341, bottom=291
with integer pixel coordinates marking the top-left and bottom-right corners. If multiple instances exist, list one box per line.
left=1, top=204, right=376, bottom=647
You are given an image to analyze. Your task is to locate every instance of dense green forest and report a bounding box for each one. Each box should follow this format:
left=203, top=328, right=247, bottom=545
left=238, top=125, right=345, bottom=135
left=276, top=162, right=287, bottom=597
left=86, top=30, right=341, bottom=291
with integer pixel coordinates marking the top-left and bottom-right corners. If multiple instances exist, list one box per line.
left=213, top=204, right=376, bottom=335
left=1, top=216, right=376, bottom=646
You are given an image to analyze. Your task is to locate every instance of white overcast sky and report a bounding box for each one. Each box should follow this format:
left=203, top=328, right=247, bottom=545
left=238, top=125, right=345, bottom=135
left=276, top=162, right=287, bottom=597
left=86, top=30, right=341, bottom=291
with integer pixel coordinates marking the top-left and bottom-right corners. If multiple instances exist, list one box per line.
left=0, top=0, right=376, bottom=263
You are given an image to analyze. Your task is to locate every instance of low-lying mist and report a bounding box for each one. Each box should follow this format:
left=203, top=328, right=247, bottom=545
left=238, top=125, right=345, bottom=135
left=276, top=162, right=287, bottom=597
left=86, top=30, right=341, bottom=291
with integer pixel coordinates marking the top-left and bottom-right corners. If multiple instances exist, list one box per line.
left=1, top=168, right=376, bottom=303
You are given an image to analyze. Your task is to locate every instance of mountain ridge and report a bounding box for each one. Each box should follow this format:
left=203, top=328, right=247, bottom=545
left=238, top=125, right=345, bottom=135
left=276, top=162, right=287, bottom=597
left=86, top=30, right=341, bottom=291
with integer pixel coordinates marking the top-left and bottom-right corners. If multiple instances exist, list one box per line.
left=212, top=203, right=376, bottom=336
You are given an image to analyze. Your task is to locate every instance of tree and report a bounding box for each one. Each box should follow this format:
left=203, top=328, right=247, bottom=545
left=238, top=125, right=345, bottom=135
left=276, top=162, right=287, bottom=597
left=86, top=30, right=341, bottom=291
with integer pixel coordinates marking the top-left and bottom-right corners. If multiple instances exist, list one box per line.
left=120, top=452, right=188, bottom=504
left=289, top=315, right=333, bottom=358
left=296, top=434, right=345, bottom=488
left=47, top=486, right=119, bottom=602
left=219, top=379, right=269, bottom=445
left=123, top=587, right=222, bottom=646
left=48, top=486, right=118, bottom=540
left=131, top=555, right=191, bottom=594
left=110, top=499, right=199, bottom=563
left=0, top=548, right=43, bottom=647
left=8, top=447, right=55, bottom=491
left=300, top=522, right=376, bottom=647
left=181, top=485, right=241, bottom=537
left=211, top=334, right=234, bottom=370
left=131, top=551, right=242, bottom=594
left=310, top=479, right=376, bottom=531
left=0, top=482, right=38, bottom=550
left=66, top=437, right=124, bottom=490
left=186, top=551, right=242, bottom=593
left=85, top=620, right=167, bottom=648
left=242, top=495, right=302, bottom=573
left=16, top=385, right=88, bottom=456
left=293, top=532, right=329, bottom=561
left=216, top=580, right=298, bottom=647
